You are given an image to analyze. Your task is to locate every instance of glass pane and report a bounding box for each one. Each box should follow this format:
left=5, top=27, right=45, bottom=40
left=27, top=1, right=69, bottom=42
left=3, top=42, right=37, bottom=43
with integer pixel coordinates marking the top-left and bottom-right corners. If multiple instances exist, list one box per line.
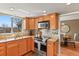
left=13, top=17, right=22, bottom=32
left=0, top=16, right=11, bottom=33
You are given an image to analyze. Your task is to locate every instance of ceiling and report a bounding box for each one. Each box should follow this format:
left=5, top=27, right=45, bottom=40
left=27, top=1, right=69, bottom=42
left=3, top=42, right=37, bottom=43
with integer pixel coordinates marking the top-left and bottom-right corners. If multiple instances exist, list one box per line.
left=0, top=3, right=79, bottom=17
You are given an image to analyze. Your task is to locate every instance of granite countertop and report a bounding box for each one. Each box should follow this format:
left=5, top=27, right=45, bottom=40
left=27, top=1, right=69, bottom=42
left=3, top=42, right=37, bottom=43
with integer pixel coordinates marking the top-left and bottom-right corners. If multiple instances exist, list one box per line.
left=0, top=35, right=34, bottom=43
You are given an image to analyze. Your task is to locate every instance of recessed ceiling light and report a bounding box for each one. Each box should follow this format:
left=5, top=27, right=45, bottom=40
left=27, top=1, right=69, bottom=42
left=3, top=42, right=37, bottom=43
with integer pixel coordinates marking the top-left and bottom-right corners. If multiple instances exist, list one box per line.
left=43, top=10, right=47, bottom=13
left=66, top=3, right=71, bottom=5
left=10, top=7, right=15, bottom=11
left=42, top=10, right=47, bottom=15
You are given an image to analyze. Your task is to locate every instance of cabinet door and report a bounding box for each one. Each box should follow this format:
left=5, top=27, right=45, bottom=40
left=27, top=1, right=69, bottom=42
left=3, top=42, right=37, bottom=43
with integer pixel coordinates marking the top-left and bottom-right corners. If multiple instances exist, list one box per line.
left=26, top=39, right=28, bottom=53
left=26, top=37, right=34, bottom=52
left=29, top=18, right=35, bottom=30
left=27, top=38, right=31, bottom=52
left=23, top=18, right=30, bottom=30
left=0, top=42, right=6, bottom=56
left=30, top=37, right=34, bottom=51
left=38, top=16, right=44, bottom=22
left=47, top=39, right=58, bottom=56
left=49, top=13, right=58, bottom=29
left=35, top=18, right=38, bottom=29
left=18, top=39, right=26, bottom=56
left=7, top=40, right=18, bottom=56
left=47, top=45, right=54, bottom=56
left=43, top=15, right=49, bottom=21
left=26, top=18, right=30, bottom=30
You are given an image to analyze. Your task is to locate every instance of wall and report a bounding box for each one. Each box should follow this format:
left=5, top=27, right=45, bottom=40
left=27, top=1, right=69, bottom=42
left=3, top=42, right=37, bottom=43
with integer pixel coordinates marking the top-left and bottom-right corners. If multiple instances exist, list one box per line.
left=61, top=20, right=79, bottom=41
left=34, top=29, right=58, bottom=43
left=59, top=12, right=79, bottom=21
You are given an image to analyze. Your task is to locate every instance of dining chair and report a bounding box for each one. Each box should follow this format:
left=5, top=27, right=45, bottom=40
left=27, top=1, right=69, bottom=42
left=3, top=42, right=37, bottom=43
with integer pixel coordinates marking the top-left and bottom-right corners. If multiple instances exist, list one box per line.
left=68, top=33, right=77, bottom=48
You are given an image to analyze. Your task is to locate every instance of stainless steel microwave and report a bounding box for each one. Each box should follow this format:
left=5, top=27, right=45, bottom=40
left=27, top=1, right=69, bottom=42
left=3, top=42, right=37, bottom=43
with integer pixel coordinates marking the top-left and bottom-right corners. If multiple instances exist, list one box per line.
left=38, top=21, right=50, bottom=29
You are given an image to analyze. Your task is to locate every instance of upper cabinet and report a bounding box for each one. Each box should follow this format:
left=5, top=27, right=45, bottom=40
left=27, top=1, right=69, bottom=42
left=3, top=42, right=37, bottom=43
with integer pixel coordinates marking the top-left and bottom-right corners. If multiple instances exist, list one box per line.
left=49, top=13, right=58, bottom=29
left=23, top=17, right=29, bottom=30
left=37, top=13, right=58, bottom=29
left=38, top=16, right=44, bottom=22
left=24, top=13, right=59, bottom=30
left=43, top=15, right=50, bottom=21
left=29, top=18, right=35, bottom=30
left=23, top=18, right=35, bottom=30
left=34, top=18, right=38, bottom=30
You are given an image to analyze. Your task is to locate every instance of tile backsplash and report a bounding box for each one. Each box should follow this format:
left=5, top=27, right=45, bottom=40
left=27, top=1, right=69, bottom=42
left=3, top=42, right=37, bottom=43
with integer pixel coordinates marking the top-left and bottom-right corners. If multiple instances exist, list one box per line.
left=35, top=29, right=58, bottom=38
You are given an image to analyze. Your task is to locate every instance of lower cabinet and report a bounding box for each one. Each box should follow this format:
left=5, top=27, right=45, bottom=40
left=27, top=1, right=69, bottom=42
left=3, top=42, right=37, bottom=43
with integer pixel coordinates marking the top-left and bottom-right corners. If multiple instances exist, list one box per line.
left=0, top=42, right=6, bottom=56
left=0, top=37, right=34, bottom=56
left=18, top=37, right=34, bottom=56
left=25, top=37, right=34, bottom=52
left=47, top=45, right=54, bottom=56
left=30, top=37, right=34, bottom=51
left=6, top=40, right=19, bottom=56
left=47, top=39, right=58, bottom=56
left=18, top=38, right=34, bottom=56
left=27, top=38, right=31, bottom=52
left=18, top=39, right=26, bottom=56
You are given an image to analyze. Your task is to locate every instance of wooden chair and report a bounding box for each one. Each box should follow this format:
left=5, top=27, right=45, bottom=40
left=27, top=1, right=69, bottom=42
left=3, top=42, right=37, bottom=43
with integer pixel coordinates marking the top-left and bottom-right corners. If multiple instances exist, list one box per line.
left=68, top=33, right=77, bottom=48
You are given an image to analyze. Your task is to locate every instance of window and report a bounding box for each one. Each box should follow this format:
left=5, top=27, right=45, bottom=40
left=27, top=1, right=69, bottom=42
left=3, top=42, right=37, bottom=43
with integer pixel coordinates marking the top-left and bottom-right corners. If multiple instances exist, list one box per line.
left=0, top=16, right=22, bottom=33
left=13, top=17, right=22, bottom=32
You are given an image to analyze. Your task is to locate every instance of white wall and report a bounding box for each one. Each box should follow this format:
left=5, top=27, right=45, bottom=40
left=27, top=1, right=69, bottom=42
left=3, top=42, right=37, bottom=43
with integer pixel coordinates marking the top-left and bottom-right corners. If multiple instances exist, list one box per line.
left=59, top=12, right=79, bottom=21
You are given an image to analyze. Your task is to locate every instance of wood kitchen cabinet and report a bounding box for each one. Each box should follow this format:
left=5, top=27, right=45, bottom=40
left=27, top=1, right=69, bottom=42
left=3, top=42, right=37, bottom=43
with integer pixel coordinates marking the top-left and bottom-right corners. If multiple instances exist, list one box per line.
left=24, top=18, right=35, bottom=30
left=43, top=15, right=50, bottom=21
left=49, top=13, right=58, bottom=29
left=0, top=36, right=34, bottom=56
left=34, top=18, right=38, bottom=29
left=24, top=13, right=58, bottom=30
left=29, top=37, right=34, bottom=51
left=25, top=18, right=30, bottom=30
left=23, top=17, right=30, bottom=30
left=7, top=40, right=19, bottom=56
left=35, top=13, right=58, bottom=30
left=25, top=38, right=29, bottom=52
left=26, top=37, right=34, bottom=52
left=27, top=37, right=33, bottom=52
left=47, top=39, right=58, bottom=56
left=29, top=18, right=35, bottom=30
left=27, top=38, right=31, bottom=52
left=38, top=16, right=44, bottom=22
left=17, top=37, right=34, bottom=56
left=0, top=42, right=6, bottom=56
left=18, top=39, right=26, bottom=56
